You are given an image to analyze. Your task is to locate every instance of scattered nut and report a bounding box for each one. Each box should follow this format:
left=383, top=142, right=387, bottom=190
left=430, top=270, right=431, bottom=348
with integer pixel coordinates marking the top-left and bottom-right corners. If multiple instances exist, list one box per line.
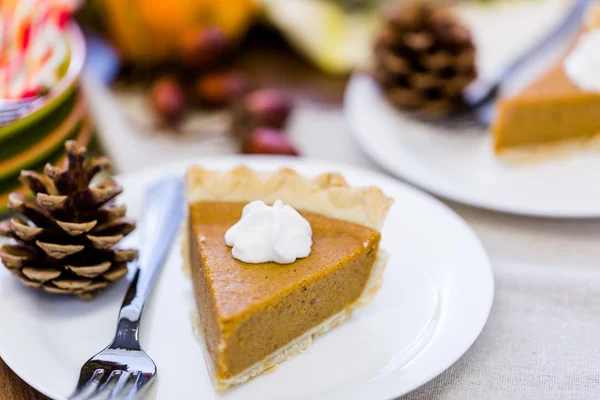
left=243, top=89, right=293, bottom=130
left=243, top=127, right=299, bottom=156
left=181, top=27, right=228, bottom=69
left=195, top=71, right=250, bottom=108
left=149, top=76, right=187, bottom=123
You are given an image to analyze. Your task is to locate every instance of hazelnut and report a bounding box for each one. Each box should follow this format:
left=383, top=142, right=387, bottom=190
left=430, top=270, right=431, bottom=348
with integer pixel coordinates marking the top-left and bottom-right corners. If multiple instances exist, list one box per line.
left=243, top=127, right=299, bottom=156
left=195, top=71, right=249, bottom=108
left=243, top=89, right=293, bottom=130
left=149, top=76, right=187, bottom=123
left=181, top=27, right=228, bottom=69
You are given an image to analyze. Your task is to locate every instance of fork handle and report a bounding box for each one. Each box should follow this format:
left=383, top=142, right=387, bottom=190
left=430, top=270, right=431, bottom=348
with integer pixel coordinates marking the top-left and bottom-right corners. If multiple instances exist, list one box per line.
left=497, top=0, right=591, bottom=85
left=111, top=177, right=184, bottom=349
left=466, top=0, right=590, bottom=121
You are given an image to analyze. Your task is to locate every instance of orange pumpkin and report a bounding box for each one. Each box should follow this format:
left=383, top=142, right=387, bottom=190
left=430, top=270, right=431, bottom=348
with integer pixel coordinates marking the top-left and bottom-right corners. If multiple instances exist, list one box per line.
left=99, top=0, right=258, bottom=64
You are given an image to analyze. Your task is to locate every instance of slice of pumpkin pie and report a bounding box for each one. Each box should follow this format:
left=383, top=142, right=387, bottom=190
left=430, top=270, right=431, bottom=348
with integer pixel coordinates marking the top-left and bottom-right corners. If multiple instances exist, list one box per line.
left=183, top=166, right=393, bottom=391
left=492, top=6, right=600, bottom=153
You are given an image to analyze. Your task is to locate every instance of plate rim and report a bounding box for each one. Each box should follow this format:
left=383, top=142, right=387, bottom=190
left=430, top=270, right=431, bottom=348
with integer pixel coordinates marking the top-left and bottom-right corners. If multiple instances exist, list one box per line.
left=0, top=156, right=494, bottom=400
left=344, top=73, right=600, bottom=219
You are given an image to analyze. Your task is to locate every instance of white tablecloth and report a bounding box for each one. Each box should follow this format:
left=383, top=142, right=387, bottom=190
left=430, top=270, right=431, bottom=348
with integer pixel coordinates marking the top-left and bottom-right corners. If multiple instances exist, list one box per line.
left=86, top=78, right=600, bottom=399
left=293, top=107, right=600, bottom=400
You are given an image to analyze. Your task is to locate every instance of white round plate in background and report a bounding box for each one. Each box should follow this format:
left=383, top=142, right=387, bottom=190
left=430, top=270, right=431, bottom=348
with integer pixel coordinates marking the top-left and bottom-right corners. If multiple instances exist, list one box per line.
left=345, top=74, right=600, bottom=218
left=0, top=156, right=493, bottom=400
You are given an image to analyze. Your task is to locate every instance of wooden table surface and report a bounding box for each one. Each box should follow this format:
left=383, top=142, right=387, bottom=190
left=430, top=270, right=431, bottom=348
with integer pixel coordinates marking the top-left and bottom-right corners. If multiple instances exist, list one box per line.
left=0, top=24, right=348, bottom=400
left=0, top=358, right=48, bottom=400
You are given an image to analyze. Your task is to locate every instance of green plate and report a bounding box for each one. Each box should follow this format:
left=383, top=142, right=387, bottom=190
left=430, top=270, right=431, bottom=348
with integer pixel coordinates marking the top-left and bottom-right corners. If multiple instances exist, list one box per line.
left=0, top=146, right=69, bottom=217
left=0, top=90, right=84, bottom=181
left=0, top=115, right=93, bottom=216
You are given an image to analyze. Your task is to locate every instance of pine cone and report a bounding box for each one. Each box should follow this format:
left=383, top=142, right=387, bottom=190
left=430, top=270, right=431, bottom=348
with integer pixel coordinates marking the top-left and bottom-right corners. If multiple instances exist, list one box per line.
left=372, top=1, right=477, bottom=117
left=0, top=141, right=137, bottom=298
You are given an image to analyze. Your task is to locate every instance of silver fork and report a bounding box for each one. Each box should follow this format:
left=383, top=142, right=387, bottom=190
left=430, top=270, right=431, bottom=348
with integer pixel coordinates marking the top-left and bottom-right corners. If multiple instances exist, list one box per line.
left=68, top=176, right=184, bottom=400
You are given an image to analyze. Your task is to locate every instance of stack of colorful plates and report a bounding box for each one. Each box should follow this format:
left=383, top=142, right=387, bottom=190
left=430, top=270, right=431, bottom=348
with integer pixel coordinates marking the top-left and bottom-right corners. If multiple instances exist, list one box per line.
left=0, top=24, right=90, bottom=215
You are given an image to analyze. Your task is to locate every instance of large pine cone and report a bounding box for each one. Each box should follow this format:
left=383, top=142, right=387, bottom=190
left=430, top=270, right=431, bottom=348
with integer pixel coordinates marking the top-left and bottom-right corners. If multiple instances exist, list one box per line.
left=372, top=1, right=477, bottom=117
left=0, top=141, right=137, bottom=298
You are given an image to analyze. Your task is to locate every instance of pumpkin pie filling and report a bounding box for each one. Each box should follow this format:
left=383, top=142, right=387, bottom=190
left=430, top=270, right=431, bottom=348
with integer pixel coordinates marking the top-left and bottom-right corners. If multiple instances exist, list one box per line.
left=492, top=58, right=600, bottom=153
left=183, top=166, right=393, bottom=391
left=188, top=202, right=380, bottom=380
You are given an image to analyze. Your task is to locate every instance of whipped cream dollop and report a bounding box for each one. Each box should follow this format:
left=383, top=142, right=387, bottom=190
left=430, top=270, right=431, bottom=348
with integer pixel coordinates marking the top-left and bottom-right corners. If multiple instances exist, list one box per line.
left=564, top=29, right=600, bottom=93
left=225, top=200, right=312, bottom=264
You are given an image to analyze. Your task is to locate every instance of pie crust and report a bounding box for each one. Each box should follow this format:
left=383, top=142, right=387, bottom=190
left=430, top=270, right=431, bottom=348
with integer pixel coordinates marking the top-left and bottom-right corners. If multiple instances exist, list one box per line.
left=185, top=165, right=393, bottom=231
left=183, top=165, right=393, bottom=391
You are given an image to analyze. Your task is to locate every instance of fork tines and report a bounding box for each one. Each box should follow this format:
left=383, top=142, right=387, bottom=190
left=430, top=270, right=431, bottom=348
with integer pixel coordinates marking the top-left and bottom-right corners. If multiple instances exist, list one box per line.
left=70, top=368, right=153, bottom=400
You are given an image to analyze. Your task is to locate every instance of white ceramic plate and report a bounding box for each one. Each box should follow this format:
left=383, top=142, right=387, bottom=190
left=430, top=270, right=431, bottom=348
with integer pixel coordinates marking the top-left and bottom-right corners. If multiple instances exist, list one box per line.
left=0, top=157, right=493, bottom=400
left=345, top=74, right=600, bottom=218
